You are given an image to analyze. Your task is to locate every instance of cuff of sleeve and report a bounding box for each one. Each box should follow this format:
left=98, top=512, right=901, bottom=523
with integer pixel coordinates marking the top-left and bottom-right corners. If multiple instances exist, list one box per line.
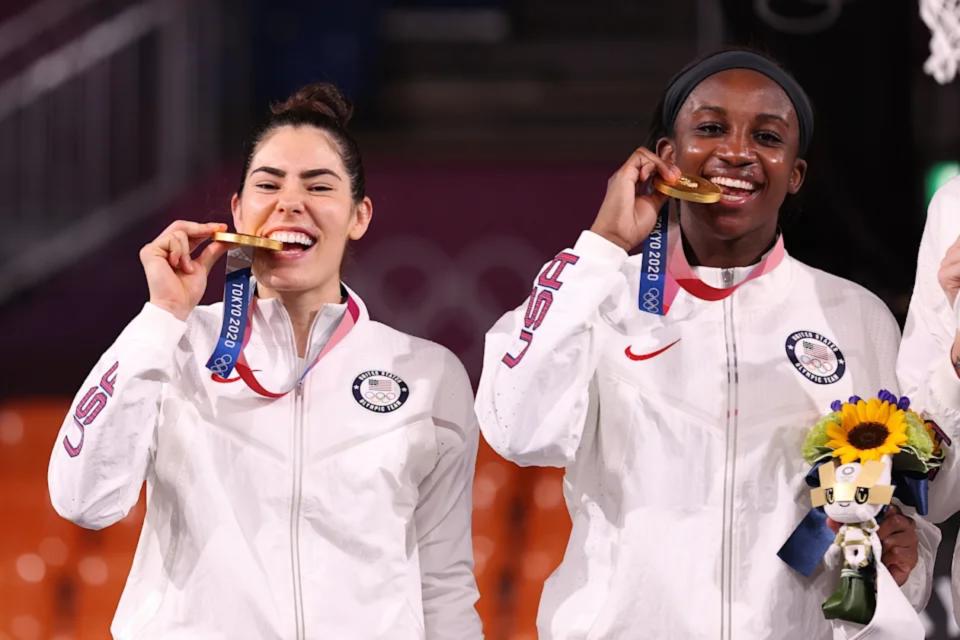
left=574, top=231, right=630, bottom=268
left=119, top=303, right=189, bottom=354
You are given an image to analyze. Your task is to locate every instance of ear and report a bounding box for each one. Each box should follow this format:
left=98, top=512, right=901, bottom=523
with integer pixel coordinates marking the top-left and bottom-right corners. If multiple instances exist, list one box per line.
left=230, top=192, right=242, bottom=232
left=348, top=196, right=373, bottom=241
left=788, top=158, right=807, bottom=195
left=656, top=137, right=675, bottom=164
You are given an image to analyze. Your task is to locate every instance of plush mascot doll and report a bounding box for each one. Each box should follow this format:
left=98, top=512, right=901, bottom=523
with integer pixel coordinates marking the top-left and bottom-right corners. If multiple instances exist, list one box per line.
left=779, top=390, right=946, bottom=633
left=812, top=457, right=893, bottom=624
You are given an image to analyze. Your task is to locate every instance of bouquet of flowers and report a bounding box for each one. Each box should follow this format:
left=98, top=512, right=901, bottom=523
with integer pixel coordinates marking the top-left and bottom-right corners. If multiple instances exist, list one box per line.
left=779, top=390, right=945, bottom=625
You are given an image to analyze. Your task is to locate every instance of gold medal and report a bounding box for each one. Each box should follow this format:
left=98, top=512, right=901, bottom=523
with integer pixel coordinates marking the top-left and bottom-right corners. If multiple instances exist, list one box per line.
left=212, top=231, right=283, bottom=251
left=653, top=174, right=722, bottom=204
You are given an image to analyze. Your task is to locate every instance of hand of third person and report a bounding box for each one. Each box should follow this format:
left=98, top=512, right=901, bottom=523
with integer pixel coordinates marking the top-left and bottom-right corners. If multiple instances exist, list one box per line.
left=937, top=235, right=960, bottom=308
left=589, top=147, right=680, bottom=252
left=877, top=505, right=919, bottom=586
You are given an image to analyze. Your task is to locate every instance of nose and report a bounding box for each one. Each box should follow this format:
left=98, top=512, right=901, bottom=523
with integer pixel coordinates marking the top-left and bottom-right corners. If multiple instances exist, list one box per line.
left=276, top=199, right=304, bottom=215
left=275, top=185, right=305, bottom=215
left=714, top=129, right=757, bottom=166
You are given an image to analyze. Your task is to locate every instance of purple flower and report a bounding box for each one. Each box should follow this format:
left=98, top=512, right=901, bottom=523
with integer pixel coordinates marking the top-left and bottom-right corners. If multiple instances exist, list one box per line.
left=877, top=389, right=898, bottom=405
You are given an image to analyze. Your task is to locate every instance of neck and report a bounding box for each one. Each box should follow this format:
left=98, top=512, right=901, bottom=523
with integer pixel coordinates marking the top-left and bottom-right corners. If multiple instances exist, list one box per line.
left=258, top=279, right=343, bottom=357
left=679, top=209, right=779, bottom=269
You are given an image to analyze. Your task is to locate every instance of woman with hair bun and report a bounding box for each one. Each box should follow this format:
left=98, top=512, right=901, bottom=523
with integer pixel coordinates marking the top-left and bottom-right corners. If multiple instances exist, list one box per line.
left=47, top=83, right=483, bottom=639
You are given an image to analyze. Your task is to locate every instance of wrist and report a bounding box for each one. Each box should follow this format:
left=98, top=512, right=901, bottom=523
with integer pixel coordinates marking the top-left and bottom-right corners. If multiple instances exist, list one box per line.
left=588, top=224, right=635, bottom=252
left=149, top=299, right=191, bottom=322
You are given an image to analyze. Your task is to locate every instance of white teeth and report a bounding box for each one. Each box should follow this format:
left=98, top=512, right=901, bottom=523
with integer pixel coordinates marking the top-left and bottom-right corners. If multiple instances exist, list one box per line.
left=710, top=176, right=757, bottom=191
left=266, top=231, right=315, bottom=247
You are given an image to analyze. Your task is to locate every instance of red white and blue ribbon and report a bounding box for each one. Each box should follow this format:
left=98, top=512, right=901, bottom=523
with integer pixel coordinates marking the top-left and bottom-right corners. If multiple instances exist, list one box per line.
left=234, top=293, right=360, bottom=399
left=638, top=210, right=786, bottom=315
left=205, top=246, right=255, bottom=378
left=205, top=245, right=360, bottom=398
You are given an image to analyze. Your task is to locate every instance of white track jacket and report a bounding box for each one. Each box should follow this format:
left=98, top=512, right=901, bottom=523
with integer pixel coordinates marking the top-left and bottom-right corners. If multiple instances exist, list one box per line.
left=48, top=288, right=482, bottom=639
left=898, top=175, right=960, bottom=624
left=477, top=228, right=937, bottom=640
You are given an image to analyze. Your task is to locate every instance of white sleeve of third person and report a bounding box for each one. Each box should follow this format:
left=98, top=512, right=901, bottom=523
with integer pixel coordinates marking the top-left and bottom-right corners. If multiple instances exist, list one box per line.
left=475, top=230, right=630, bottom=468
left=47, top=302, right=187, bottom=530
left=897, top=176, right=960, bottom=523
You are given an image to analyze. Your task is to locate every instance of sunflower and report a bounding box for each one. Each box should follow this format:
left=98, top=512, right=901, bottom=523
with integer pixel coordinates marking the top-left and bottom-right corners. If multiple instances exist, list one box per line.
left=825, top=397, right=909, bottom=464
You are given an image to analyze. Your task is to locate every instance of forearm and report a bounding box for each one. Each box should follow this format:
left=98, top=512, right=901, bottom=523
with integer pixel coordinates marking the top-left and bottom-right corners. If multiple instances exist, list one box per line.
left=48, top=303, right=185, bottom=528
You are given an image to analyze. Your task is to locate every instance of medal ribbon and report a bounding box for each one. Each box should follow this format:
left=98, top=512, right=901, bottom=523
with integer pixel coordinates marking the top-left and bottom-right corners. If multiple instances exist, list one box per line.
left=638, top=211, right=669, bottom=314
left=234, top=293, right=360, bottom=399
left=205, top=246, right=360, bottom=398
left=638, top=211, right=785, bottom=315
left=205, top=246, right=256, bottom=378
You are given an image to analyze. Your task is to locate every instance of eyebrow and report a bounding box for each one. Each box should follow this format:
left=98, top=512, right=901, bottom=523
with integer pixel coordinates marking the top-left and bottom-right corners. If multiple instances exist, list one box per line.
left=692, top=105, right=791, bottom=127
left=251, top=166, right=342, bottom=180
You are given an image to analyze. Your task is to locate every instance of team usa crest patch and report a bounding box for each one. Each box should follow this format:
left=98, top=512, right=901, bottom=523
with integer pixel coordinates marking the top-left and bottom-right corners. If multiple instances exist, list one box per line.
left=785, top=331, right=846, bottom=385
left=352, top=370, right=410, bottom=413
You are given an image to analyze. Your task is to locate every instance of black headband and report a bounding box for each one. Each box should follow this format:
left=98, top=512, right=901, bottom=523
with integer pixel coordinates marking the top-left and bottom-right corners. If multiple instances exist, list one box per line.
left=661, top=50, right=814, bottom=156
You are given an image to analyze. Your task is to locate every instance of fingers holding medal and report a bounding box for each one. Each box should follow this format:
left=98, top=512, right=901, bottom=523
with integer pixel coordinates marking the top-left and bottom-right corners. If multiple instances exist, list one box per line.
left=140, top=220, right=231, bottom=321
left=142, top=221, right=226, bottom=271
left=591, top=147, right=681, bottom=252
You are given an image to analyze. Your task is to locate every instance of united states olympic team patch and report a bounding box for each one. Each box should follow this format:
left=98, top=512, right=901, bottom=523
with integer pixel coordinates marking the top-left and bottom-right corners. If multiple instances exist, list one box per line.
left=785, top=331, right=846, bottom=385
left=352, top=370, right=410, bottom=413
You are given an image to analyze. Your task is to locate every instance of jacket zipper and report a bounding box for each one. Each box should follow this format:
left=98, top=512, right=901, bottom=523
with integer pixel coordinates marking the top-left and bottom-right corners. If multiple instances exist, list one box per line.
left=278, top=304, right=317, bottom=640
left=720, top=269, right=739, bottom=640
left=292, top=378, right=306, bottom=639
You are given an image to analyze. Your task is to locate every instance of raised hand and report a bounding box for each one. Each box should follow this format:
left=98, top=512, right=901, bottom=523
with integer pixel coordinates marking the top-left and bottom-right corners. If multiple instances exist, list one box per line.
left=589, top=147, right=681, bottom=252
left=877, top=505, right=918, bottom=586
left=938, top=234, right=960, bottom=308
left=139, top=221, right=229, bottom=321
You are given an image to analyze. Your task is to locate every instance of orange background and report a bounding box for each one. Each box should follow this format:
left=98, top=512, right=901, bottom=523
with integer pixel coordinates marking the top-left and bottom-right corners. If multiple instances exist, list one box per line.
left=0, top=399, right=569, bottom=640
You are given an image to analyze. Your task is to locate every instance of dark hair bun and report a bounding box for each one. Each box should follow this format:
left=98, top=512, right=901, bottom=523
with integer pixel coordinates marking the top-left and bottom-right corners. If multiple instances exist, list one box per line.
left=271, top=82, right=353, bottom=129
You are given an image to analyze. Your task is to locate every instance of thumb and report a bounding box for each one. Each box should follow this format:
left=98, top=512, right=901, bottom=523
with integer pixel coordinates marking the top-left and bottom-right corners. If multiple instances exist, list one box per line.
left=196, top=241, right=228, bottom=274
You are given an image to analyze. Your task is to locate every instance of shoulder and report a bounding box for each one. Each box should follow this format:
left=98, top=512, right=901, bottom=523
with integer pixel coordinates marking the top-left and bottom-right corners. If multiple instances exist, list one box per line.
left=364, top=322, right=476, bottom=426
left=788, top=258, right=896, bottom=324
left=926, top=175, right=960, bottom=241
left=931, top=174, right=960, bottom=208
left=364, top=321, right=470, bottom=385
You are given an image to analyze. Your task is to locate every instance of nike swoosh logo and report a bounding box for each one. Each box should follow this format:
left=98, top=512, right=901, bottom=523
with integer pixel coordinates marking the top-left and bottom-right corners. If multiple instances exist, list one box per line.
left=624, top=339, right=681, bottom=361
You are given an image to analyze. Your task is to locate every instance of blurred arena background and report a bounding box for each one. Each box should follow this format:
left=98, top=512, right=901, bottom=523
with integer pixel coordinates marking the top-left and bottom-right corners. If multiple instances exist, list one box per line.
left=1, top=0, right=959, bottom=638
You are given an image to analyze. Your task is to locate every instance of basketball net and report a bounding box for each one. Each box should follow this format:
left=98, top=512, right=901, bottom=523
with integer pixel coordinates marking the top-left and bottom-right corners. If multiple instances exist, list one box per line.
left=921, top=0, right=960, bottom=83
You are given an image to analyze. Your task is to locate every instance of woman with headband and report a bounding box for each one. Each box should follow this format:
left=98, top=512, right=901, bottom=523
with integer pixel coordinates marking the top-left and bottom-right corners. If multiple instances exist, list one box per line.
left=47, top=83, right=482, bottom=639
left=475, top=49, right=937, bottom=638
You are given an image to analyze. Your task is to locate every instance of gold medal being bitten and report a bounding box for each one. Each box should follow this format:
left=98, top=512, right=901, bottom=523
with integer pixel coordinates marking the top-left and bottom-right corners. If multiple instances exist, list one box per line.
left=212, top=232, right=283, bottom=251
left=653, top=174, right=722, bottom=204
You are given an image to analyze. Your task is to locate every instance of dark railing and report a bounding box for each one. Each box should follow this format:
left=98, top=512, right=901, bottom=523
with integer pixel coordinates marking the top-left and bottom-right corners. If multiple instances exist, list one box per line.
left=0, top=0, right=223, bottom=304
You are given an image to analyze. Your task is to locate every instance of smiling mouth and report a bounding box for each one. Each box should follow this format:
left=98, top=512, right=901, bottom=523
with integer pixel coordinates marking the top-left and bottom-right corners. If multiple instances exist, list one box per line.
left=266, top=230, right=316, bottom=252
left=708, top=176, right=761, bottom=202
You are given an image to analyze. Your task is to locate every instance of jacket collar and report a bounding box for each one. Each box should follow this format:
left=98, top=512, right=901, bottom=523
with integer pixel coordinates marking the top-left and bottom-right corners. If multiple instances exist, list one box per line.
left=252, top=282, right=369, bottom=358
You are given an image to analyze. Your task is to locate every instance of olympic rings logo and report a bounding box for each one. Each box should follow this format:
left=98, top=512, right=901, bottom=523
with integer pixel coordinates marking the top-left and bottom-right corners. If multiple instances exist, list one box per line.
left=347, top=235, right=545, bottom=373
left=800, top=354, right=834, bottom=374
left=641, top=288, right=661, bottom=312
left=365, top=391, right=398, bottom=403
left=209, top=354, right=234, bottom=375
